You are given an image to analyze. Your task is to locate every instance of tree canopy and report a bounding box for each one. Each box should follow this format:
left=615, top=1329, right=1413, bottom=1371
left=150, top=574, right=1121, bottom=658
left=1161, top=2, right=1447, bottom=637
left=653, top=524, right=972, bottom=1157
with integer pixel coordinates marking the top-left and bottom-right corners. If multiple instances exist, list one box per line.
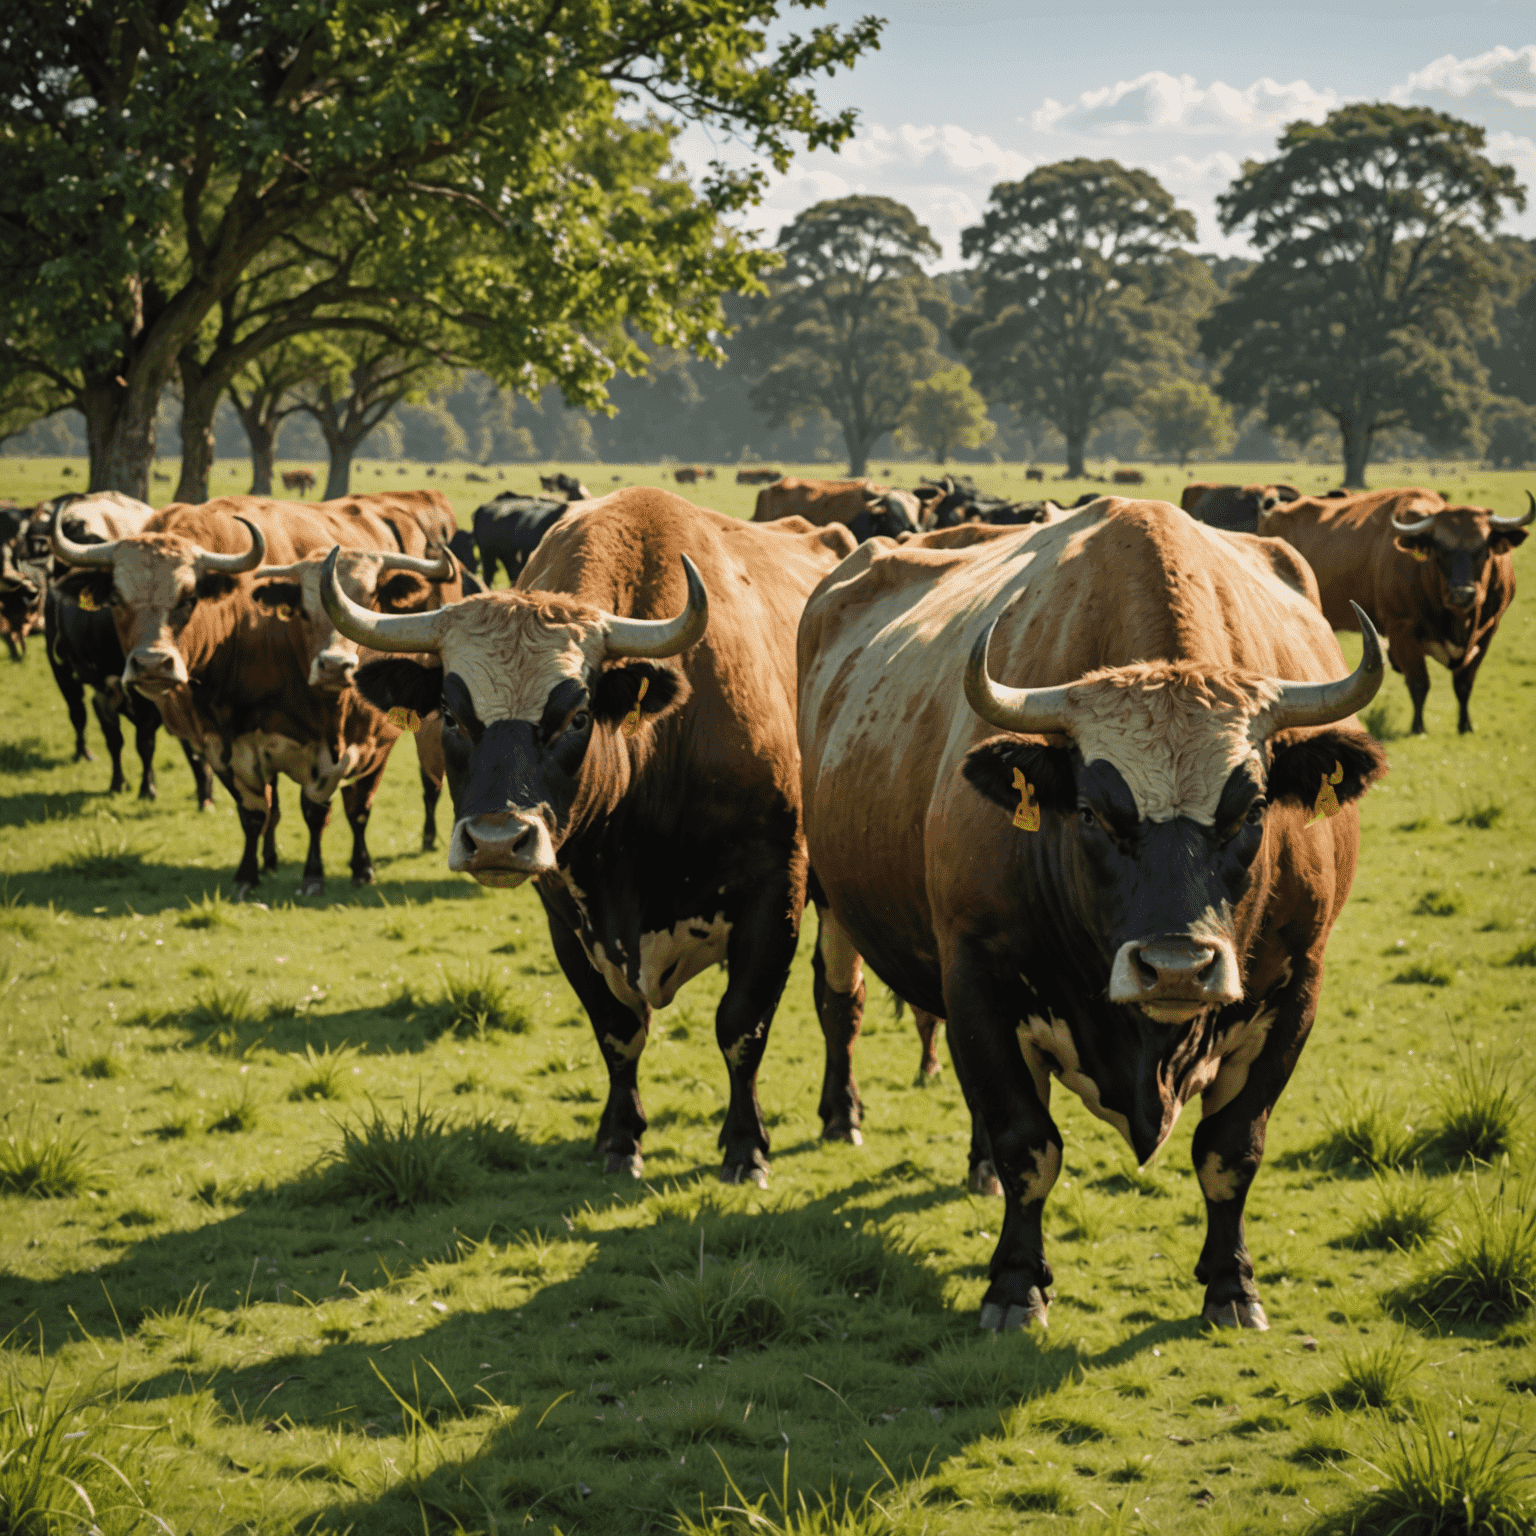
left=896, top=365, right=995, bottom=464
left=1201, top=104, right=1527, bottom=487
left=1139, top=378, right=1234, bottom=467
left=956, top=159, right=1196, bottom=478
left=740, top=196, right=948, bottom=476
left=0, top=0, right=879, bottom=496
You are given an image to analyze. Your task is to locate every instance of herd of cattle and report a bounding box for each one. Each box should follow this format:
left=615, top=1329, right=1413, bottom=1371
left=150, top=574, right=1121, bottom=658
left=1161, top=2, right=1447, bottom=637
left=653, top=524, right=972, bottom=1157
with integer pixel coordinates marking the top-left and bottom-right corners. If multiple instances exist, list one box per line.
left=0, top=468, right=1528, bottom=1335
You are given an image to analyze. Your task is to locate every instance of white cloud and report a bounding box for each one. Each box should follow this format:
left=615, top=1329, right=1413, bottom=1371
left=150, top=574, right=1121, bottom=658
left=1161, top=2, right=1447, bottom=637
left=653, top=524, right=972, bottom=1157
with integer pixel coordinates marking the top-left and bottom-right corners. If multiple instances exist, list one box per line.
left=1395, top=45, right=1536, bottom=109
left=1034, top=71, right=1335, bottom=136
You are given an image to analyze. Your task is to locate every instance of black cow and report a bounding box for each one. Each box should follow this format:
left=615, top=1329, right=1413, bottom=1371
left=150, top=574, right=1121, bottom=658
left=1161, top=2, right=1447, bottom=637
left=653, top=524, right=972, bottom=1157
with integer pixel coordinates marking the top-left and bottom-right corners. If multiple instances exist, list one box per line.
left=472, top=494, right=571, bottom=588
left=846, top=491, right=921, bottom=543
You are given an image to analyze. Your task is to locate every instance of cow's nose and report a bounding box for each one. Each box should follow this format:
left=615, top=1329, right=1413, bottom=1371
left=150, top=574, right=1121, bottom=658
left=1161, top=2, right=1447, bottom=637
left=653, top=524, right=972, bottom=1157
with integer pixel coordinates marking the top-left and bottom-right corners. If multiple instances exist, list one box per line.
left=449, top=810, right=556, bottom=882
left=311, top=650, right=356, bottom=689
left=123, top=647, right=186, bottom=690
left=1110, top=935, right=1241, bottom=1017
left=1448, top=586, right=1477, bottom=608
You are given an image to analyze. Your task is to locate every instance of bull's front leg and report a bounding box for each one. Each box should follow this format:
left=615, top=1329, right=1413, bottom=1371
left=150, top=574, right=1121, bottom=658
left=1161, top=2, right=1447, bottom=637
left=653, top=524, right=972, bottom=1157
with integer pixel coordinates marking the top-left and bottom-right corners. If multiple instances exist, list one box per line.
left=547, top=915, right=651, bottom=1177
left=298, top=792, right=330, bottom=896
left=1389, top=630, right=1432, bottom=734
left=218, top=769, right=269, bottom=898
left=810, top=903, right=865, bottom=1144
left=90, top=690, right=128, bottom=793
left=1452, top=624, right=1495, bottom=735
left=1191, top=970, right=1319, bottom=1330
left=944, top=942, right=1060, bottom=1330
left=714, top=874, right=800, bottom=1188
left=341, top=766, right=384, bottom=885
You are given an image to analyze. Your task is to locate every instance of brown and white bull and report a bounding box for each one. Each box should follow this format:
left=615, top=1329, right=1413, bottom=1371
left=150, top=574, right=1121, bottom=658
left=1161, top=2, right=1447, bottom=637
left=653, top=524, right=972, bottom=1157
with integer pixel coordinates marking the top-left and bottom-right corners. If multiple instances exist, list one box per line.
left=797, top=499, right=1386, bottom=1330
left=752, top=477, right=918, bottom=542
left=321, top=488, right=855, bottom=1184
left=1259, top=488, right=1531, bottom=734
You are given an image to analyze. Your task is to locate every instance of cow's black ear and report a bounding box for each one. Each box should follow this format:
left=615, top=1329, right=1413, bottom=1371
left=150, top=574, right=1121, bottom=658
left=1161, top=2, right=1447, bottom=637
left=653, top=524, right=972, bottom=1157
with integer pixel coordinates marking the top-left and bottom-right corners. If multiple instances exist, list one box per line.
left=196, top=572, right=239, bottom=601
left=377, top=573, right=433, bottom=612
left=1268, top=727, right=1387, bottom=810
left=252, top=581, right=303, bottom=613
left=591, top=661, right=691, bottom=727
left=58, top=569, right=112, bottom=610
left=962, top=734, right=1077, bottom=814
left=1490, top=528, right=1528, bottom=555
left=354, top=658, right=443, bottom=718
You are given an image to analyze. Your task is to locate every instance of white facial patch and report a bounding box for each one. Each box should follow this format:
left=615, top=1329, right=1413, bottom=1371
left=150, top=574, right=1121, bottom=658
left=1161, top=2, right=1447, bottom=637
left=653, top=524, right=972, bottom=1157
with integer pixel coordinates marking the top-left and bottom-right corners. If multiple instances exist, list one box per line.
left=437, top=594, right=607, bottom=725
left=1064, top=664, right=1281, bottom=825
left=109, top=536, right=200, bottom=654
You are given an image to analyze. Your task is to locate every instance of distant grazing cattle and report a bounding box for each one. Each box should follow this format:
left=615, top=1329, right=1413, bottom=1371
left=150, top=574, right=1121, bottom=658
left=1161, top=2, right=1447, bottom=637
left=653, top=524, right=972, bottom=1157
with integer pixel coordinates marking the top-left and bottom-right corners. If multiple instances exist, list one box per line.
left=752, top=477, right=884, bottom=528
left=916, top=476, right=1057, bottom=530
left=472, top=494, right=570, bottom=588
left=845, top=490, right=921, bottom=543
left=325, top=488, right=856, bottom=1184
left=1181, top=482, right=1301, bottom=534
left=797, top=497, right=1387, bottom=1330
left=281, top=469, right=316, bottom=496
left=540, top=472, right=591, bottom=500
left=1112, top=468, right=1145, bottom=485
left=0, top=500, right=49, bottom=661
left=735, top=469, right=783, bottom=486
left=1025, top=468, right=1045, bottom=482
left=1259, top=487, right=1532, bottom=734
left=673, top=466, right=715, bottom=484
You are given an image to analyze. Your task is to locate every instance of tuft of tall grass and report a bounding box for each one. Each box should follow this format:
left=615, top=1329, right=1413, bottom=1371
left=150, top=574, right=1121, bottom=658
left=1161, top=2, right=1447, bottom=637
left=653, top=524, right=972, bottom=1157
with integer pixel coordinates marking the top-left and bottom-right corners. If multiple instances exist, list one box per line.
left=1360, top=701, right=1402, bottom=743
left=1413, top=889, right=1463, bottom=917
left=0, top=735, right=54, bottom=774
left=1505, top=942, right=1536, bottom=969
left=54, top=821, right=147, bottom=880
left=176, top=889, right=238, bottom=929
left=78, top=1051, right=124, bottom=1080
left=288, top=1040, right=356, bottom=1101
left=646, top=1235, right=819, bottom=1352
left=922, top=1336, right=1080, bottom=1408
left=0, top=887, right=38, bottom=941
left=208, top=1082, right=258, bottom=1134
left=1343, top=1173, right=1446, bottom=1251
left=0, top=1128, right=98, bottom=1198
left=1453, top=797, right=1506, bottom=831
left=427, top=966, right=532, bottom=1038
left=1392, top=1167, right=1536, bottom=1325
left=1432, top=1046, right=1525, bottom=1166
left=1310, top=1416, right=1535, bottom=1535
left=1328, top=1330, right=1420, bottom=1411
left=1312, top=1089, right=1427, bottom=1172
left=317, top=1099, right=477, bottom=1209
left=674, top=1454, right=908, bottom=1535
left=1393, top=960, right=1454, bottom=987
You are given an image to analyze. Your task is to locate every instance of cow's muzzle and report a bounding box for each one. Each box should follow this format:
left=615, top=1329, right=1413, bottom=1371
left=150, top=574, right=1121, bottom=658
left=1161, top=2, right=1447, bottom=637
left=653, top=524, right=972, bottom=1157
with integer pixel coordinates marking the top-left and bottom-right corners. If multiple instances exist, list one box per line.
left=123, top=645, right=189, bottom=696
left=310, top=648, right=356, bottom=691
left=1109, top=935, right=1241, bottom=1022
left=449, top=810, right=556, bottom=887
left=1447, top=585, right=1477, bottom=610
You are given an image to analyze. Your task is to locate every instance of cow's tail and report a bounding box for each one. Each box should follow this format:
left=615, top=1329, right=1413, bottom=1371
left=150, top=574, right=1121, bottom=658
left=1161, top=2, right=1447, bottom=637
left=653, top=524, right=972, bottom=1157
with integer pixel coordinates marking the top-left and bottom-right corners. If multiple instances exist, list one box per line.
left=888, top=986, right=906, bottom=1021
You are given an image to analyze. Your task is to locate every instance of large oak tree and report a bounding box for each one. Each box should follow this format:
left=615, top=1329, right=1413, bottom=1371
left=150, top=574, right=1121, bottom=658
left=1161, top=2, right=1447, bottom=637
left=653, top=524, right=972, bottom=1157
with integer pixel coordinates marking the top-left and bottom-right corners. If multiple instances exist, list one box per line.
left=956, top=159, right=1196, bottom=478
left=0, top=0, right=878, bottom=497
left=1202, top=104, right=1526, bottom=487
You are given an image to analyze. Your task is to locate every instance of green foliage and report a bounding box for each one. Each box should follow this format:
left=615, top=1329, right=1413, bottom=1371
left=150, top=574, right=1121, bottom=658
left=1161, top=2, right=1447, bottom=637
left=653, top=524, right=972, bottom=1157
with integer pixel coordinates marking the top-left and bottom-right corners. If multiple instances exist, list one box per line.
left=1344, top=1173, right=1446, bottom=1251
left=1394, top=960, right=1455, bottom=987
left=1483, top=398, right=1536, bottom=469
left=0, top=1129, right=96, bottom=1198
left=742, top=196, right=947, bottom=475
left=676, top=1456, right=909, bottom=1536
left=1203, top=104, right=1527, bottom=486
left=1309, top=1418, right=1536, bottom=1535
left=428, top=967, right=531, bottom=1039
left=1138, top=377, right=1235, bottom=466
left=1329, top=1331, right=1421, bottom=1411
left=959, top=159, right=1199, bottom=476
left=208, top=1083, right=259, bottom=1135
left=1433, top=1048, right=1524, bottom=1164
left=1455, top=798, right=1506, bottom=830
left=895, top=365, right=997, bottom=463
left=1313, top=1090, right=1428, bottom=1171
left=1414, top=890, right=1464, bottom=917
left=288, top=1041, right=357, bottom=1102
left=175, top=890, right=237, bottom=930
left=646, top=1235, right=820, bottom=1352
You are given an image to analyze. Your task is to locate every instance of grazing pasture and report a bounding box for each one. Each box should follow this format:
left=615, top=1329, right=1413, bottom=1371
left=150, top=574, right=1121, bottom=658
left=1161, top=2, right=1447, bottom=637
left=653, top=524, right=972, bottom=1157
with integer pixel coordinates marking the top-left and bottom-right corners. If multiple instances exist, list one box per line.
left=1, top=459, right=1533, bottom=1535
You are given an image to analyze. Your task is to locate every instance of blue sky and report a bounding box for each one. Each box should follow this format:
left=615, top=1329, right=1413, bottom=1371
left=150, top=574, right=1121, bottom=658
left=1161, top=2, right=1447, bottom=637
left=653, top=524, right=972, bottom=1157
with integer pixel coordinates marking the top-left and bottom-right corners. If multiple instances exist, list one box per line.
left=672, top=1, right=1536, bottom=262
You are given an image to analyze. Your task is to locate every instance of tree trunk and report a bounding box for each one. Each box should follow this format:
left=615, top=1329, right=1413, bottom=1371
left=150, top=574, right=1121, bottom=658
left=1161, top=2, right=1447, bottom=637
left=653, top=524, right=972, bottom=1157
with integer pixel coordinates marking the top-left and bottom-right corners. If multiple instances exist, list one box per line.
left=81, top=376, right=160, bottom=500
left=1065, top=426, right=1087, bottom=479
left=1340, top=414, right=1372, bottom=489
left=324, top=441, right=356, bottom=499
left=176, top=357, right=221, bottom=504
left=240, top=410, right=276, bottom=495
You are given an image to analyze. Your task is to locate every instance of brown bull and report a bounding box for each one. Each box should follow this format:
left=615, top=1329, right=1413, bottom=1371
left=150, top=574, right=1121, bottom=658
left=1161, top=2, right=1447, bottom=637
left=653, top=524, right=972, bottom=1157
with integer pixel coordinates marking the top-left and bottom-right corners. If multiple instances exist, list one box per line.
left=798, top=499, right=1386, bottom=1331
left=1181, top=481, right=1301, bottom=534
left=322, top=488, right=855, bottom=1184
left=752, top=476, right=887, bottom=527
left=735, top=468, right=783, bottom=485
left=50, top=495, right=427, bottom=894
left=1259, top=488, right=1532, bottom=733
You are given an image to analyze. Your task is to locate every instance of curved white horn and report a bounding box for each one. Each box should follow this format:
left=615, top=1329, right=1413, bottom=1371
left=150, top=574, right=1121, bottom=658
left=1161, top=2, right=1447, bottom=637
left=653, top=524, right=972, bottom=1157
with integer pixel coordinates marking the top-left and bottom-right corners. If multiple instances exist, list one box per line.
left=601, top=554, right=708, bottom=659
left=378, top=543, right=455, bottom=580
left=50, top=503, right=116, bottom=568
left=964, top=616, right=1074, bottom=734
left=319, top=545, right=443, bottom=653
left=1265, top=603, right=1384, bottom=729
left=1489, top=490, right=1535, bottom=532
left=1391, top=510, right=1437, bottom=537
left=195, top=516, right=265, bottom=574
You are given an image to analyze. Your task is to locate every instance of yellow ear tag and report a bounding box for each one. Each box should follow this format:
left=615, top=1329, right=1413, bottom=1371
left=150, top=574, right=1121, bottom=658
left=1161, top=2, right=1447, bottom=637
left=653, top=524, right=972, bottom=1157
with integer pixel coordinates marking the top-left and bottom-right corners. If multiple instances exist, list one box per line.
left=1311, top=760, right=1345, bottom=823
left=386, top=707, right=422, bottom=733
left=621, top=676, right=650, bottom=739
left=77, top=590, right=99, bottom=612
left=1012, top=766, right=1040, bottom=831
left=276, top=604, right=295, bottom=622
left=1410, top=547, right=1430, bottom=563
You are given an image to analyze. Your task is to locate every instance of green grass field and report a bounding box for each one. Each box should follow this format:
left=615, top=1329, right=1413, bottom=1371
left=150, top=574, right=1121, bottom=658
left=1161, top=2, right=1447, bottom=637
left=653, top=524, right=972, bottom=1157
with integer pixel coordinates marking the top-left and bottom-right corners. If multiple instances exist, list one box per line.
left=1, top=458, right=1533, bottom=1534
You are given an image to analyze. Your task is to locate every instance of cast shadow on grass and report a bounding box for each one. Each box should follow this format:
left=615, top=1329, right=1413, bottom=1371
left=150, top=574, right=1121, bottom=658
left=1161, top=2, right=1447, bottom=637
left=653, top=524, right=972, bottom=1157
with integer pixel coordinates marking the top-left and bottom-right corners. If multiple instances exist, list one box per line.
left=0, top=789, right=113, bottom=830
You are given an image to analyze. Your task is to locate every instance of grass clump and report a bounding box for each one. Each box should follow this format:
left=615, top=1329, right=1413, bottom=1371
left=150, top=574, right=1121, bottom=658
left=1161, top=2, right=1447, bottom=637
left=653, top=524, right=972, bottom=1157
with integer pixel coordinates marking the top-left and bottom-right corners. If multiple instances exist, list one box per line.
left=1393, top=960, right=1455, bottom=987
left=1392, top=1168, right=1536, bottom=1325
left=1328, top=1331, right=1420, bottom=1411
left=0, top=736, right=53, bottom=774
left=923, top=1336, right=1079, bottom=1408
left=1433, top=1047, right=1524, bottom=1165
left=78, top=1051, right=124, bottom=1080
left=427, top=966, right=532, bottom=1038
left=208, top=1083, right=258, bottom=1134
left=1310, top=1418, right=1535, bottom=1535
left=183, top=982, right=266, bottom=1051
left=1453, top=798, right=1506, bottom=831
left=288, top=1040, right=356, bottom=1101
left=647, top=1234, right=819, bottom=1352
left=0, top=1129, right=97, bottom=1198
left=317, top=1099, right=477, bottom=1210
left=53, top=821, right=146, bottom=880
left=0, top=889, right=38, bottom=941
left=176, top=889, right=238, bottom=929
left=1504, top=942, right=1536, bottom=969
left=1360, top=701, right=1402, bottom=743
left=1313, top=1090, right=1427, bottom=1172
left=1343, top=1173, right=1446, bottom=1251
left=1414, top=889, right=1463, bottom=917
left=674, top=1456, right=907, bottom=1535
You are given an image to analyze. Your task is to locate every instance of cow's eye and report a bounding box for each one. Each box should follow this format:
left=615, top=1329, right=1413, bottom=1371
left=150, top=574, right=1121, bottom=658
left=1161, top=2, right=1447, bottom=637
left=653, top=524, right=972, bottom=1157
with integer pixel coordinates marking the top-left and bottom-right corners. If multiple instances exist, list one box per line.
left=1245, top=799, right=1266, bottom=826
left=1080, top=807, right=1098, bottom=829
left=441, top=710, right=458, bottom=731
left=568, top=710, right=590, bottom=735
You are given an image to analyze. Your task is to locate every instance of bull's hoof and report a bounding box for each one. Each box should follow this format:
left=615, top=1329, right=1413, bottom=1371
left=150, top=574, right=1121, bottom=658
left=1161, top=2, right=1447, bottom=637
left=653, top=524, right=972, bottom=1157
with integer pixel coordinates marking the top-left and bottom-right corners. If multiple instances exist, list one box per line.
left=979, top=1290, right=1049, bottom=1333
left=1202, top=1298, right=1269, bottom=1331
left=298, top=877, right=325, bottom=897
left=109, top=778, right=127, bottom=794
left=199, top=799, right=216, bottom=813
left=967, top=1159, right=1004, bottom=1198
left=604, top=1151, right=643, bottom=1178
left=231, top=881, right=258, bottom=903
left=720, top=1160, right=769, bottom=1190
left=820, top=1119, right=863, bottom=1146
left=422, top=834, right=437, bottom=852
left=74, top=749, right=95, bottom=763
left=351, top=871, right=375, bottom=887
left=138, top=786, right=157, bottom=801
left=914, top=1063, right=942, bottom=1087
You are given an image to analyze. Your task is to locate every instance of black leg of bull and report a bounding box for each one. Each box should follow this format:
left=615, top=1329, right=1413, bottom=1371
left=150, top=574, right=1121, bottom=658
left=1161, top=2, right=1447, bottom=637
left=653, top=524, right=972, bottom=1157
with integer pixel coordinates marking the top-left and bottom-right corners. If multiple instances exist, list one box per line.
left=912, top=1007, right=943, bottom=1085
left=942, top=1028, right=1003, bottom=1197
left=1452, top=630, right=1493, bottom=735
left=945, top=944, right=1059, bottom=1330
left=91, top=690, right=128, bottom=793
left=547, top=914, right=650, bottom=1177
left=57, top=665, right=93, bottom=762
left=810, top=904, right=865, bottom=1144
left=132, top=709, right=159, bottom=800
left=220, top=770, right=267, bottom=897
left=341, top=767, right=383, bottom=886
left=298, top=793, right=330, bottom=896
left=1399, top=647, right=1431, bottom=735
left=1191, top=975, right=1321, bottom=1331
left=262, top=778, right=281, bottom=872
left=3, top=631, right=21, bottom=662
left=420, top=767, right=442, bottom=852
left=182, top=741, right=216, bottom=809
left=713, top=877, right=799, bottom=1187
